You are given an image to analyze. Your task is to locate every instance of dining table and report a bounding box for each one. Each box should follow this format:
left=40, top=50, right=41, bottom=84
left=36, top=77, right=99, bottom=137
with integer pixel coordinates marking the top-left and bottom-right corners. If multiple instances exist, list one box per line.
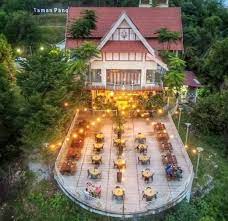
left=157, top=132, right=169, bottom=142
left=95, top=133, right=104, bottom=142
left=142, top=169, right=154, bottom=182
left=135, top=133, right=146, bottom=143
left=91, top=154, right=102, bottom=165
left=138, top=154, right=150, bottom=165
left=137, top=143, right=148, bottom=153
left=154, top=123, right=166, bottom=131
left=88, top=168, right=101, bottom=179
left=93, top=143, right=104, bottom=152
left=143, top=187, right=157, bottom=201
left=113, top=138, right=126, bottom=147
left=114, top=158, right=126, bottom=169
left=60, top=160, right=77, bottom=175
left=113, top=187, right=125, bottom=199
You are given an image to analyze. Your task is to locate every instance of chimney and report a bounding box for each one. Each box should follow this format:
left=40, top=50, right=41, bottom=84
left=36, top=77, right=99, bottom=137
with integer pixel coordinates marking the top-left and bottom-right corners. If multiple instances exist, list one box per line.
left=155, top=0, right=169, bottom=7
left=139, top=0, right=169, bottom=8
left=139, top=0, right=153, bottom=8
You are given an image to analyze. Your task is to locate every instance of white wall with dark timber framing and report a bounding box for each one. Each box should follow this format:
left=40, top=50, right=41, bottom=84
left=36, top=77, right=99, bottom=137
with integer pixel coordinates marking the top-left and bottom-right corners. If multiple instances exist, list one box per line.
left=90, top=56, right=158, bottom=88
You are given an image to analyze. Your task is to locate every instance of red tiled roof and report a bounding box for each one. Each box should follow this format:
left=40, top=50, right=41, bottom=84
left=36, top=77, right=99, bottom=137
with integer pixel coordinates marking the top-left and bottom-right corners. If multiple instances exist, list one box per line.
left=66, top=39, right=100, bottom=49
left=184, top=71, right=201, bottom=88
left=66, top=7, right=184, bottom=51
left=102, top=41, right=149, bottom=52
left=67, top=7, right=183, bottom=38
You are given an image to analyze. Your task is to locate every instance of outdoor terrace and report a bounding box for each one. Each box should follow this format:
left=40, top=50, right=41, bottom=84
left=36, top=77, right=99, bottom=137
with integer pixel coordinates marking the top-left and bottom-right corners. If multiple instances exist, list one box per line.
left=54, top=112, right=193, bottom=218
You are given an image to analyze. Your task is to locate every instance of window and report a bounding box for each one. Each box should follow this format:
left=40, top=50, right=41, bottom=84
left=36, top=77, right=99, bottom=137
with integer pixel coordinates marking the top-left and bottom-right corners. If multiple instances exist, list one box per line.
left=90, top=69, right=102, bottom=82
left=155, top=72, right=161, bottom=83
left=136, top=53, right=142, bottom=61
left=113, top=53, right=119, bottom=60
left=146, top=70, right=155, bottom=84
left=106, top=53, right=112, bottom=60
left=119, top=53, right=128, bottom=60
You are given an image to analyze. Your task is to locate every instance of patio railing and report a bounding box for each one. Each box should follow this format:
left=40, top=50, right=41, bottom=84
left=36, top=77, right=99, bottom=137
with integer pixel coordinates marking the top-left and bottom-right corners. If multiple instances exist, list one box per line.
left=85, top=82, right=163, bottom=91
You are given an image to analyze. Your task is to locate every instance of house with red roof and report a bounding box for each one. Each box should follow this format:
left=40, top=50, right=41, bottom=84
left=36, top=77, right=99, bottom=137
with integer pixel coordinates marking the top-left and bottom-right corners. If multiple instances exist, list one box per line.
left=65, top=0, right=184, bottom=99
left=181, top=71, right=201, bottom=103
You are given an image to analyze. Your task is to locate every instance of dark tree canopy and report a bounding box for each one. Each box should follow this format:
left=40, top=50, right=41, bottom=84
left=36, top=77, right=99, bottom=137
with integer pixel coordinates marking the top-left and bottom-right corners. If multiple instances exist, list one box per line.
left=70, top=9, right=97, bottom=39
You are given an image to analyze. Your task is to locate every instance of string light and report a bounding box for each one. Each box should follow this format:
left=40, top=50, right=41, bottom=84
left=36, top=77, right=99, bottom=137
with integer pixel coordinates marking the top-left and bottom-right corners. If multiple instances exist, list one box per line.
left=96, top=117, right=101, bottom=122
left=79, top=128, right=84, bottom=134
left=158, top=109, right=163, bottom=114
left=16, top=48, right=22, bottom=54
left=84, top=108, right=88, bottom=112
left=50, top=144, right=55, bottom=149
left=64, top=102, right=69, bottom=107
left=73, top=133, right=78, bottom=138
left=192, top=149, right=197, bottom=154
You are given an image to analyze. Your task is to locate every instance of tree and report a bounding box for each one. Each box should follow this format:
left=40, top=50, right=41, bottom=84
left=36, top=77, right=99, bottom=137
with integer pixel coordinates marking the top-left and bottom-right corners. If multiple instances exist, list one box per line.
left=74, top=41, right=100, bottom=60
left=70, top=10, right=97, bottom=39
left=146, top=94, right=166, bottom=110
left=17, top=48, right=86, bottom=147
left=203, top=38, right=228, bottom=91
left=164, top=55, right=185, bottom=97
left=4, top=11, right=40, bottom=45
left=0, top=35, right=22, bottom=163
left=156, top=28, right=180, bottom=50
left=0, top=10, right=7, bottom=32
left=0, top=34, right=15, bottom=77
left=191, top=91, right=228, bottom=136
left=68, top=42, right=100, bottom=80
left=2, top=0, right=36, bottom=12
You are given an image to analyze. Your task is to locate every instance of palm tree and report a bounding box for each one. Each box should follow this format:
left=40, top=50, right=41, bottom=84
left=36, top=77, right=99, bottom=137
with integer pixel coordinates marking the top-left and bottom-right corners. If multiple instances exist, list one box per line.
left=67, top=42, right=100, bottom=83
left=156, top=28, right=180, bottom=50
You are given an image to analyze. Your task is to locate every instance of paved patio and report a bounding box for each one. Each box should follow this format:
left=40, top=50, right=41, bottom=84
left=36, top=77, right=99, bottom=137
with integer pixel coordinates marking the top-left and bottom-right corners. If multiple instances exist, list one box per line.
left=56, top=116, right=193, bottom=216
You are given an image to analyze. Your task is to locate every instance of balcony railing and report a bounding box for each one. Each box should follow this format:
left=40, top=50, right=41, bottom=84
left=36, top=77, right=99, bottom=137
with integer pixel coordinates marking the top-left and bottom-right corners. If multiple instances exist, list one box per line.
left=85, top=82, right=163, bottom=91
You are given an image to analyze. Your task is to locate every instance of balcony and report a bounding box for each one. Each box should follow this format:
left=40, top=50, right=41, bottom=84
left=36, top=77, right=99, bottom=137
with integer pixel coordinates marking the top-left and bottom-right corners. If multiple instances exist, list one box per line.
left=85, top=82, right=163, bottom=91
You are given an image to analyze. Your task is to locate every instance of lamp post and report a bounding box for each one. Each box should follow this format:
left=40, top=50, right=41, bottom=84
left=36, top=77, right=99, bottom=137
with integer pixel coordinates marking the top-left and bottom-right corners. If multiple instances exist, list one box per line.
left=195, top=147, right=204, bottom=179
left=184, top=123, right=191, bottom=147
left=177, top=107, right=183, bottom=131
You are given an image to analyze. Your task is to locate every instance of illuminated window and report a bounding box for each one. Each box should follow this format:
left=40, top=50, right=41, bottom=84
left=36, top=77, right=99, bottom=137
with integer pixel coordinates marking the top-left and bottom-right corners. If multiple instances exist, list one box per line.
left=90, top=69, right=102, bottom=82
left=146, top=70, right=155, bottom=83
